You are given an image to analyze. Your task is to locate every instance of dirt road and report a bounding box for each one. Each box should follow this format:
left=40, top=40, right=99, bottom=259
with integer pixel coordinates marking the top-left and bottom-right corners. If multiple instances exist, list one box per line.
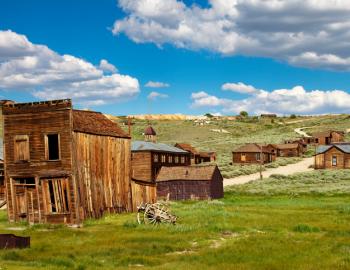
left=294, top=127, right=312, bottom=137
left=224, top=157, right=314, bottom=186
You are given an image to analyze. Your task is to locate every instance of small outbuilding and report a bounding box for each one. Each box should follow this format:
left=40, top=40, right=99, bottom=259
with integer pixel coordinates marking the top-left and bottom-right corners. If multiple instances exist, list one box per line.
left=311, top=130, right=344, bottom=145
left=267, top=143, right=303, bottom=157
left=315, top=143, right=350, bottom=169
left=232, top=143, right=275, bottom=164
left=156, top=165, right=223, bottom=200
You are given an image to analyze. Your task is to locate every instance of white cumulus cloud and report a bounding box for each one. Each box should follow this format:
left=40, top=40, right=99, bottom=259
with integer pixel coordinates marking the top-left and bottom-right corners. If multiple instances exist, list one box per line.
left=99, top=59, right=118, bottom=73
left=191, top=85, right=350, bottom=115
left=222, top=82, right=259, bottom=94
left=113, top=0, right=350, bottom=71
left=0, top=30, right=140, bottom=105
left=147, top=91, right=169, bottom=100
left=145, top=81, right=170, bottom=88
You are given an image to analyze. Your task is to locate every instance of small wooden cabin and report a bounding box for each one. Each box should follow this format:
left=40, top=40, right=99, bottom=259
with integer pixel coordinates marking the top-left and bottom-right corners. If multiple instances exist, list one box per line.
left=174, top=143, right=201, bottom=164
left=3, top=99, right=132, bottom=224
left=311, top=130, right=344, bottom=145
left=156, top=165, right=223, bottom=200
left=131, top=141, right=190, bottom=208
left=232, top=143, right=275, bottom=164
left=315, top=144, right=350, bottom=169
left=199, top=151, right=216, bottom=163
left=284, top=139, right=308, bottom=153
left=267, top=144, right=303, bottom=157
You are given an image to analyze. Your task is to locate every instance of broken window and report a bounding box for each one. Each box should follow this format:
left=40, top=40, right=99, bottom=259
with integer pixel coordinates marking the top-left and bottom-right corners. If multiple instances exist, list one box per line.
left=13, top=177, right=35, bottom=185
left=14, top=135, right=30, bottom=162
left=168, top=155, right=173, bottom=163
left=332, top=156, right=337, bottom=166
left=175, top=156, right=179, bottom=163
left=43, top=178, right=69, bottom=214
left=45, top=134, right=60, bottom=160
left=161, top=154, right=166, bottom=163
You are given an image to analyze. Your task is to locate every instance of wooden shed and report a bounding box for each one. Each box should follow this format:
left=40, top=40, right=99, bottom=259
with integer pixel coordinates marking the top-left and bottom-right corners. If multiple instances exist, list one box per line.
left=311, top=130, right=344, bottom=145
left=267, top=143, right=303, bottom=157
left=156, top=165, right=223, bottom=200
left=199, top=151, right=216, bottom=163
left=315, top=144, right=350, bottom=169
left=232, top=143, right=275, bottom=164
left=131, top=141, right=190, bottom=207
left=3, top=99, right=132, bottom=224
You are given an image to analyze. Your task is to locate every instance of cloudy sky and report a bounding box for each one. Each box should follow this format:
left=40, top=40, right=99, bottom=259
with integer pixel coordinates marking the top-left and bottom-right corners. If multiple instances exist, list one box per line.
left=1, top=0, right=350, bottom=115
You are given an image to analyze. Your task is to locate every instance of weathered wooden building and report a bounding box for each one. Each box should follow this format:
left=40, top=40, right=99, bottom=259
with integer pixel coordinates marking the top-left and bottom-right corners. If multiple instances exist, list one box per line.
left=131, top=141, right=190, bottom=208
left=284, top=139, right=308, bottom=153
left=199, top=151, right=216, bottom=163
left=156, top=165, right=223, bottom=200
left=310, top=130, right=344, bottom=145
left=266, top=143, right=303, bottom=157
left=174, top=143, right=200, bottom=164
left=314, top=144, right=350, bottom=169
left=232, top=143, right=275, bottom=164
left=3, top=99, right=132, bottom=224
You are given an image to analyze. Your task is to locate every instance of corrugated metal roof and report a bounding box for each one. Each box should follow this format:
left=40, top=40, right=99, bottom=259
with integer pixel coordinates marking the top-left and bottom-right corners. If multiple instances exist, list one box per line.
left=132, top=141, right=189, bottom=153
left=316, top=144, right=350, bottom=154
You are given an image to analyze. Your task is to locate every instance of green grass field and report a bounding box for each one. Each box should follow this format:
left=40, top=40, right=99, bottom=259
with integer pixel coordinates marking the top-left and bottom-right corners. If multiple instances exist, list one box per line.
left=0, top=170, right=349, bottom=269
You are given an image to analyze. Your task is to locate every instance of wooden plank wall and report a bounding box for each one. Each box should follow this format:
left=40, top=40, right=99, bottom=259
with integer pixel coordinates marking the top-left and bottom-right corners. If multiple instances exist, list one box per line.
left=72, top=132, right=132, bottom=220
left=131, top=152, right=152, bottom=182
left=3, top=105, right=75, bottom=223
left=130, top=180, right=156, bottom=210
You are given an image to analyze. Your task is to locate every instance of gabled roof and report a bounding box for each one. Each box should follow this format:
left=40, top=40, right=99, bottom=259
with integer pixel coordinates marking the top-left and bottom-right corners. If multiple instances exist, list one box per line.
left=273, top=144, right=299, bottom=150
left=156, top=165, right=219, bottom=182
left=73, top=110, right=130, bottom=138
left=144, top=125, right=157, bottom=135
left=316, top=144, right=350, bottom=154
left=175, top=143, right=199, bottom=155
left=232, top=143, right=270, bottom=153
left=132, top=141, right=189, bottom=153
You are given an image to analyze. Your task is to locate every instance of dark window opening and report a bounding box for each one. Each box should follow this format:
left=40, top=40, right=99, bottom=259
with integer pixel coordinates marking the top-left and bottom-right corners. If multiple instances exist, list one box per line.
left=47, top=134, right=60, bottom=160
left=14, top=177, right=35, bottom=185
left=48, top=180, right=57, bottom=212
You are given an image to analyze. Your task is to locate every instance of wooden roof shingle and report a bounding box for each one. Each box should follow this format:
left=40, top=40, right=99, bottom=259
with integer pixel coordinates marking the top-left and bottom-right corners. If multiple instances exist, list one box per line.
left=156, top=165, right=219, bottom=182
left=73, top=110, right=130, bottom=138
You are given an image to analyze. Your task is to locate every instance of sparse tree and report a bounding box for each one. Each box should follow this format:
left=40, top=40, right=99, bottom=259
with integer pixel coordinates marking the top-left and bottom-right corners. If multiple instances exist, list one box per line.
left=240, top=111, right=248, bottom=117
left=205, top=113, right=214, bottom=118
left=290, top=114, right=297, bottom=119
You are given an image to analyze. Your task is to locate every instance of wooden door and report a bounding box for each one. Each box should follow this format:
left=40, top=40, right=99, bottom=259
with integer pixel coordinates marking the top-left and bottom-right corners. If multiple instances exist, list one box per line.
left=15, top=186, right=27, bottom=221
left=241, top=153, right=246, bottom=162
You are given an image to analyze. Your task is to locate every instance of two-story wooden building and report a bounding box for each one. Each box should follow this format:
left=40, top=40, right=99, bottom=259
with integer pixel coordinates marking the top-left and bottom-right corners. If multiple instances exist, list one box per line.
left=3, top=99, right=132, bottom=224
left=315, top=143, right=350, bottom=169
left=131, top=141, right=190, bottom=208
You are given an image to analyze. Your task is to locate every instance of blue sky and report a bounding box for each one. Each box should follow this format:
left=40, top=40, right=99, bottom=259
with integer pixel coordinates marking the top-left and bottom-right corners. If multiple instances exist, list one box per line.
left=1, top=0, right=350, bottom=115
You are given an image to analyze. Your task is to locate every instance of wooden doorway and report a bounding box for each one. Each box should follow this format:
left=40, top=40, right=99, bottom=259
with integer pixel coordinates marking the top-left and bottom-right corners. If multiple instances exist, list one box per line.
left=12, top=177, right=37, bottom=223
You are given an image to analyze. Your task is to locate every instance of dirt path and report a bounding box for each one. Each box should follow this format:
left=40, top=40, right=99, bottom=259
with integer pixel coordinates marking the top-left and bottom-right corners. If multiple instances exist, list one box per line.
left=294, top=127, right=312, bottom=137
left=224, top=157, right=314, bottom=186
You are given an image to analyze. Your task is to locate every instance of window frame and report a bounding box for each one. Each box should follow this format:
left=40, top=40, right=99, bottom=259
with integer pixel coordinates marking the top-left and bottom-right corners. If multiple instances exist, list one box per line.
left=42, top=178, right=70, bottom=214
left=44, top=133, right=61, bottom=161
left=332, top=155, right=337, bottom=167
